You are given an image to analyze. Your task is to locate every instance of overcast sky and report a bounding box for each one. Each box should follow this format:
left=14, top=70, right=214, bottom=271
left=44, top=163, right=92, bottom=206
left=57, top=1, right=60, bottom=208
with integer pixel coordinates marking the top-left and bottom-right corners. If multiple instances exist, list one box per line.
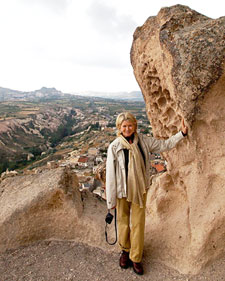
left=0, top=0, right=224, bottom=94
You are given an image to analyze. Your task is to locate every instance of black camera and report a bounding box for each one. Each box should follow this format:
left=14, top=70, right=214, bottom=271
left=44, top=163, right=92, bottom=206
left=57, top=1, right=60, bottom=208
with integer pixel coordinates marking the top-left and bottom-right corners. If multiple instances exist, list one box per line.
left=105, top=209, right=117, bottom=245
left=105, top=212, right=114, bottom=224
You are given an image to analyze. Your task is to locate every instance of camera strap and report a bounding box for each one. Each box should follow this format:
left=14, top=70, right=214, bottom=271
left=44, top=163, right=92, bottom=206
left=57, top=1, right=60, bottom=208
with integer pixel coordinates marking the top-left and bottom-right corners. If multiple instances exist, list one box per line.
left=105, top=209, right=117, bottom=245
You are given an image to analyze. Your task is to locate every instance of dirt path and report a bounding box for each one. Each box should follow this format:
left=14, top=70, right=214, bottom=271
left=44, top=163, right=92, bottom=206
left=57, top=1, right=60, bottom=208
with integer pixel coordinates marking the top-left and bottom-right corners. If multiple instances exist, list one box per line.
left=0, top=241, right=224, bottom=281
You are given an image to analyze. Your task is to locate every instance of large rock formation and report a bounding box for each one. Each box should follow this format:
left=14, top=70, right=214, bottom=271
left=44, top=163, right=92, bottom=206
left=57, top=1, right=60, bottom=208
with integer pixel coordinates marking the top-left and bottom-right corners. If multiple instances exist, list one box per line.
left=0, top=167, right=111, bottom=253
left=131, top=5, right=225, bottom=274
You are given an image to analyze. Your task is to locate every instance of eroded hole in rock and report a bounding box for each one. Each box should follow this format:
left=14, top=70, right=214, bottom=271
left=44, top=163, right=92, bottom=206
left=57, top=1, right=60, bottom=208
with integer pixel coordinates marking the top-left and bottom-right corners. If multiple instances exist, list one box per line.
left=163, top=116, right=169, bottom=122
left=145, top=75, right=161, bottom=93
left=144, top=72, right=182, bottom=137
left=158, top=120, right=163, bottom=129
left=157, top=97, right=167, bottom=107
left=166, top=107, right=175, bottom=120
left=141, top=62, right=148, bottom=74
left=165, top=127, right=171, bottom=135
left=149, top=102, right=159, bottom=114
left=151, top=66, right=157, bottom=75
left=168, top=125, right=178, bottom=134
left=163, top=89, right=171, bottom=100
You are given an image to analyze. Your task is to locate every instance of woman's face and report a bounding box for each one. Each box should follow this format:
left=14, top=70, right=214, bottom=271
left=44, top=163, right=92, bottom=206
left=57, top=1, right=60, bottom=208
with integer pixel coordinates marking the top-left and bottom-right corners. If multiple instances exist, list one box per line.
left=120, top=120, right=135, bottom=137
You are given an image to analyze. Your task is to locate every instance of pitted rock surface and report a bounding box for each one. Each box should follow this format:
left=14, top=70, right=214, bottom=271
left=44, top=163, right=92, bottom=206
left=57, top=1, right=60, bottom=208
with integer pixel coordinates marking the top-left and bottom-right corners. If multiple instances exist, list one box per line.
left=131, top=4, right=225, bottom=136
left=131, top=4, right=225, bottom=274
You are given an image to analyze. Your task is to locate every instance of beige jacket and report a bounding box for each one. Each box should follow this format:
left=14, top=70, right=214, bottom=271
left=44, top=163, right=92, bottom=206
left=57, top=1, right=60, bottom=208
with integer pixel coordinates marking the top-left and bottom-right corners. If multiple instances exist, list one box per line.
left=106, top=131, right=184, bottom=209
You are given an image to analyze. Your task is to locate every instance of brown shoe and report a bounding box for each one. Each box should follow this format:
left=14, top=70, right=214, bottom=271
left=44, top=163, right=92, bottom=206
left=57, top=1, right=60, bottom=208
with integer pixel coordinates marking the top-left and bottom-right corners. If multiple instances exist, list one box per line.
left=132, top=262, right=144, bottom=275
left=119, top=251, right=131, bottom=269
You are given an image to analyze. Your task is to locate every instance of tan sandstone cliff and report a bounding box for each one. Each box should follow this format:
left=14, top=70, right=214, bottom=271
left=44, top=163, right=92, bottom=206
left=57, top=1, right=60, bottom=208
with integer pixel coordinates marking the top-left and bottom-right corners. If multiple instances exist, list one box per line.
left=131, top=4, right=225, bottom=274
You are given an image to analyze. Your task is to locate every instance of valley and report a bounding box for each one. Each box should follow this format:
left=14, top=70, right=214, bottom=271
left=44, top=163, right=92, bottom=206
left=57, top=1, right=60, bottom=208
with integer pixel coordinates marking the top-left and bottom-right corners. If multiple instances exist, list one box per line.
left=0, top=87, right=151, bottom=175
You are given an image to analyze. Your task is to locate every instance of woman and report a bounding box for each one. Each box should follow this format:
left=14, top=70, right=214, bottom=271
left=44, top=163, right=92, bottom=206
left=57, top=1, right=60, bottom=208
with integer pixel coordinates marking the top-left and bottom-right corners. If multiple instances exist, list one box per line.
left=106, top=112, right=187, bottom=275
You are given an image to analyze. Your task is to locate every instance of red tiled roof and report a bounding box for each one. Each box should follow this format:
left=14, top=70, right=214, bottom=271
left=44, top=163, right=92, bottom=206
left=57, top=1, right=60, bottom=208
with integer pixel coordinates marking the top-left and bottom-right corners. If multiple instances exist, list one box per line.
left=78, top=157, right=88, bottom=163
left=151, top=163, right=165, bottom=172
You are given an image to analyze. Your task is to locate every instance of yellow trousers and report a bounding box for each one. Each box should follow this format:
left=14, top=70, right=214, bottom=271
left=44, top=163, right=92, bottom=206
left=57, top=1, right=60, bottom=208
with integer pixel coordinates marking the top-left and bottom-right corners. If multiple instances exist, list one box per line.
left=117, top=194, right=146, bottom=263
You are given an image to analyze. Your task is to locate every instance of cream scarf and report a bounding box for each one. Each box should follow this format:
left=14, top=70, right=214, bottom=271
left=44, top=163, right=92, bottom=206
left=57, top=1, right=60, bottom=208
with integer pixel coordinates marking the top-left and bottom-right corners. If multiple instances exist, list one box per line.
left=119, top=133, right=146, bottom=208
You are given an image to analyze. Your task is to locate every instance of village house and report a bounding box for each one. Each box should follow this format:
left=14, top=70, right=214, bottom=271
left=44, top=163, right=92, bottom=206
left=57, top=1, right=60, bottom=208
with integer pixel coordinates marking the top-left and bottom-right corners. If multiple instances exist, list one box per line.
left=92, top=166, right=98, bottom=174
left=151, top=162, right=166, bottom=173
left=93, top=186, right=106, bottom=199
left=47, top=161, right=59, bottom=169
left=68, top=150, right=79, bottom=157
left=27, top=153, right=34, bottom=161
left=95, top=156, right=104, bottom=165
left=77, top=156, right=89, bottom=167
left=96, top=106, right=106, bottom=112
left=1, top=169, right=18, bottom=180
left=88, top=147, right=99, bottom=156
left=90, top=120, right=98, bottom=125
left=67, top=156, right=79, bottom=165
left=99, top=120, right=109, bottom=127
left=149, top=153, right=161, bottom=160
left=87, top=159, right=95, bottom=168
left=82, top=121, right=90, bottom=126
left=79, top=182, right=91, bottom=192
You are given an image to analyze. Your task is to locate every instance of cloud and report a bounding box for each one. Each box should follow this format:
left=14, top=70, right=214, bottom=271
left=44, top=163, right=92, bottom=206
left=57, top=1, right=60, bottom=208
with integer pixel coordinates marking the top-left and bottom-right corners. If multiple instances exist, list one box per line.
left=0, top=0, right=139, bottom=92
left=21, top=0, right=72, bottom=14
left=86, top=0, right=137, bottom=39
left=67, top=51, right=128, bottom=69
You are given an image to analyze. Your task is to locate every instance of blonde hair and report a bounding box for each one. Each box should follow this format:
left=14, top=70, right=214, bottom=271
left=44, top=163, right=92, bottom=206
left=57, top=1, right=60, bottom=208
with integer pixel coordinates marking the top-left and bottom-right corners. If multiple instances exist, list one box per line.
left=116, top=112, right=137, bottom=136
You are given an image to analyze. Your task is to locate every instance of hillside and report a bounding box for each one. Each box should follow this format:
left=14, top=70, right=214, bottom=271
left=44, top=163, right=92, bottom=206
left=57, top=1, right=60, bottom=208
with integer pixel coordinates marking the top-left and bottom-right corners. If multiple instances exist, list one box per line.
left=0, top=87, right=149, bottom=174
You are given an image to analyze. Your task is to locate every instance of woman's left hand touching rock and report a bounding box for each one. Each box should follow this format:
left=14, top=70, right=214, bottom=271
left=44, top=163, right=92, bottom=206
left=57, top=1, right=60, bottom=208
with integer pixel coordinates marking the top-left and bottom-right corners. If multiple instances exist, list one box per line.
left=181, top=118, right=188, bottom=136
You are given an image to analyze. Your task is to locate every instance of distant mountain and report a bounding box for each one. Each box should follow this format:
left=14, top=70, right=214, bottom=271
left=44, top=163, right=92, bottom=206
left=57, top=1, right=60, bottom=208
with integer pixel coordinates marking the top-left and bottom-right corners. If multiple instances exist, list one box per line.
left=0, top=87, right=144, bottom=102
left=0, top=87, right=65, bottom=101
left=76, top=91, right=144, bottom=101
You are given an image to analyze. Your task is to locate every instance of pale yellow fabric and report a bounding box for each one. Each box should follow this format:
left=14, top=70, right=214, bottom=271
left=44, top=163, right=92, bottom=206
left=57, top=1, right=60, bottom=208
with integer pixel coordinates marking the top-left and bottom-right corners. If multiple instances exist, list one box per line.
left=117, top=194, right=147, bottom=262
left=119, top=133, right=146, bottom=208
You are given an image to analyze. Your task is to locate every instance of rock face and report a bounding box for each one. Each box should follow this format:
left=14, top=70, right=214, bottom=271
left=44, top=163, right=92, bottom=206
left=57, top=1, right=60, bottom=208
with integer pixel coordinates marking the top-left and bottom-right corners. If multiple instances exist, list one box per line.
left=0, top=167, right=110, bottom=253
left=131, top=5, right=225, bottom=274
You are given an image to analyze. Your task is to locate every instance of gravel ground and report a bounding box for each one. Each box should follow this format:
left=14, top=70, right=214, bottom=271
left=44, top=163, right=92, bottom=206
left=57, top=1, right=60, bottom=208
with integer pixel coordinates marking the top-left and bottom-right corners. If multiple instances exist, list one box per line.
left=0, top=241, right=224, bottom=281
